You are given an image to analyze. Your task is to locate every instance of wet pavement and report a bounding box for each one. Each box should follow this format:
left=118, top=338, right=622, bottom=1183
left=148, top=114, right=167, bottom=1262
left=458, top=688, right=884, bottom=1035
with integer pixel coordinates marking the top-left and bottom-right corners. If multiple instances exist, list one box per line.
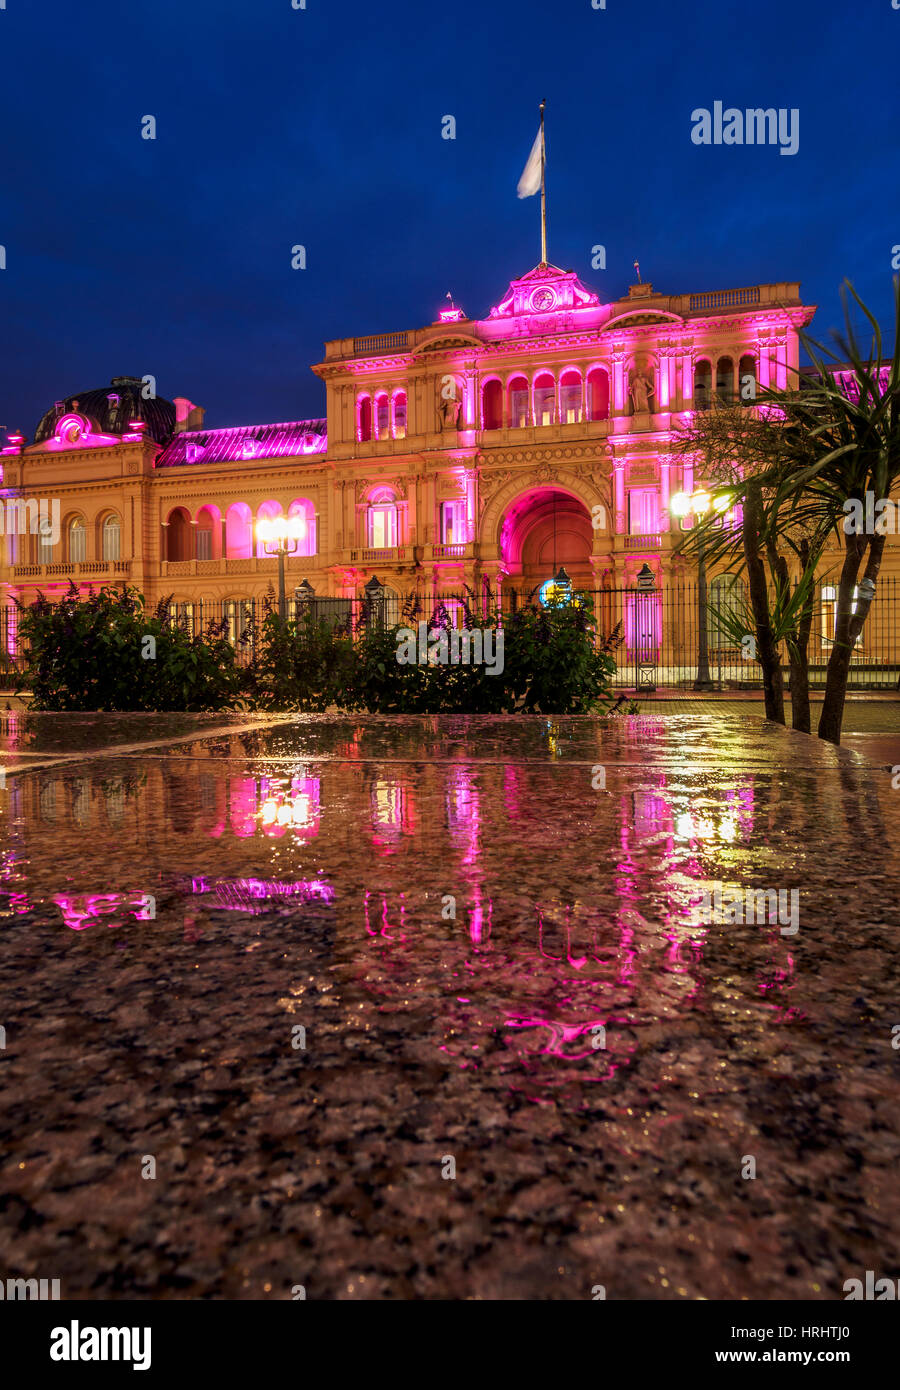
left=0, top=712, right=898, bottom=1300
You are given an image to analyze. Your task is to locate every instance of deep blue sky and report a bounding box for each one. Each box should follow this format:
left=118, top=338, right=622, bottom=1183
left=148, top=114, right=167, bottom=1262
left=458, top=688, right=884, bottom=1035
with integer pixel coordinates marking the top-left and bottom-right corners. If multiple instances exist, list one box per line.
left=0, top=0, right=896, bottom=439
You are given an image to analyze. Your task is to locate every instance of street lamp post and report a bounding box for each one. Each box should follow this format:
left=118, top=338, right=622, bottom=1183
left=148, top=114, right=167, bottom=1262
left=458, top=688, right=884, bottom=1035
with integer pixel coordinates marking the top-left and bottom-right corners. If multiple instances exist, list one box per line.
left=670, top=489, right=728, bottom=692
left=257, top=515, right=307, bottom=619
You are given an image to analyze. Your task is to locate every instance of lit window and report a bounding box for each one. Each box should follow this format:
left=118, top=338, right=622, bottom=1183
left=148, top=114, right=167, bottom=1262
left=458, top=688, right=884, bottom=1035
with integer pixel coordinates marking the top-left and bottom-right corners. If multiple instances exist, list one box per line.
left=560, top=382, right=582, bottom=423
left=440, top=500, right=466, bottom=544
left=374, top=395, right=390, bottom=440
left=102, top=515, right=121, bottom=561
left=368, top=505, right=397, bottom=549
left=68, top=518, right=86, bottom=563
left=196, top=528, right=212, bottom=560
left=392, top=393, right=407, bottom=439
left=534, top=384, right=555, bottom=426
left=510, top=388, right=529, bottom=428
left=821, top=585, right=863, bottom=649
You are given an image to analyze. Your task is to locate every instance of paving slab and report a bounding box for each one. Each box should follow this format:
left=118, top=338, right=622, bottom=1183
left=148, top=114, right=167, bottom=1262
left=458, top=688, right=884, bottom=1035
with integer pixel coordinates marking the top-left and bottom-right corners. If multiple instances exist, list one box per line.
left=0, top=713, right=898, bottom=1300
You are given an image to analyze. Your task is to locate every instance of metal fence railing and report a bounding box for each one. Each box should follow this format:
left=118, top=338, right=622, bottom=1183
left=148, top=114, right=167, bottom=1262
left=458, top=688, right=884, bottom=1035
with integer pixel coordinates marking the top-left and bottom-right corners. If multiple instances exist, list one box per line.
left=2, top=578, right=899, bottom=690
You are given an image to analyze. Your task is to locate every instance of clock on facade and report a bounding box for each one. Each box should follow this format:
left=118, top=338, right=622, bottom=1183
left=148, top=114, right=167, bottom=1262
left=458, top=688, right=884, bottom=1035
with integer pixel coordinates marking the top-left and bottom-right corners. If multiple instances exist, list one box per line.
left=529, top=287, right=557, bottom=311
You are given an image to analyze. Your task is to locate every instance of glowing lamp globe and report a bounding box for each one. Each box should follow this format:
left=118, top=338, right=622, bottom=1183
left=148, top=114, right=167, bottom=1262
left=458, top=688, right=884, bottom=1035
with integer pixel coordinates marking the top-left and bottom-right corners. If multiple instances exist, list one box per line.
left=670, top=492, right=691, bottom=517
left=257, top=518, right=273, bottom=544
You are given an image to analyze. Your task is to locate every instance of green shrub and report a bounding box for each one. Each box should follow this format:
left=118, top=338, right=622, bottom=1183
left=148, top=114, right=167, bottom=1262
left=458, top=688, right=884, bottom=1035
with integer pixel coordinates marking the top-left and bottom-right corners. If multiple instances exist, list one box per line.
left=17, top=584, right=244, bottom=712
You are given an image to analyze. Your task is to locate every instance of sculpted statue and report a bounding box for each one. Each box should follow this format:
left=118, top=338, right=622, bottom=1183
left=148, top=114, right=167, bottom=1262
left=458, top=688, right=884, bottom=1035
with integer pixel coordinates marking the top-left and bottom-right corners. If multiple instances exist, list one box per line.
left=438, top=393, right=462, bottom=431
left=629, top=370, right=654, bottom=414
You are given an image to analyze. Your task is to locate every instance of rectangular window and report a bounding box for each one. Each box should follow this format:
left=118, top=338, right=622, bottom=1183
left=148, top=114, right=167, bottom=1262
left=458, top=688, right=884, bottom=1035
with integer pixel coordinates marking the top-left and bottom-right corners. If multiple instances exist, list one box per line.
left=375, top=400, right=390, bottom=439
left=368, top=506, right=397, bottom=549
left=821, top=585, right=863, bottom=650
left=196, top=529, right=212, bottom=560
left=440, top=500, right=466, bottom=545
left=560, top=383, right=582, bottom=424
left=534, top=386, right=555, bottom=426
left=70, top=527, right=86, bottom=563
left=393, top=397, right=407, bottom=439
left=510, top=389, right=528, bottom=429
left=628, top=488, right=660, bottom=535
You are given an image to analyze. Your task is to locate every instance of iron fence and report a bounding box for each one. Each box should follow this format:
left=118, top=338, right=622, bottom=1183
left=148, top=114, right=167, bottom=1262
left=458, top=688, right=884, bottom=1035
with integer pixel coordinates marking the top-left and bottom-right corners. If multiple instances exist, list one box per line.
left=2, top=577, right=899, bottom=690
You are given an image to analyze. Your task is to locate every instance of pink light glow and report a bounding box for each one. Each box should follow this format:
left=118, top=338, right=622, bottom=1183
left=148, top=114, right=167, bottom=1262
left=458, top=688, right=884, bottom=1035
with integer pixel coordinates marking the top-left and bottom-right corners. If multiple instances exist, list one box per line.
left=46, top=413, right=119, bottom=450
left=53, top=892, right=152, bottom=932
left=439, top=307, right=465, bottom=322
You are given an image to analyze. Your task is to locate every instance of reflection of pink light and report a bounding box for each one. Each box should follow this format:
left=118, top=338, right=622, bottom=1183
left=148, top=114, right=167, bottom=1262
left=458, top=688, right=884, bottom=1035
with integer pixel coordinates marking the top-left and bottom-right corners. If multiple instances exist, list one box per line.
left=189, top=877, right=334, bottom=913
left=439, top=307, right=464, bottom=322
left=229, top=778, right=257, bottom=837
left=363, top=890, right=405, bottom=940
left=53, top=892, right=151, bottom=931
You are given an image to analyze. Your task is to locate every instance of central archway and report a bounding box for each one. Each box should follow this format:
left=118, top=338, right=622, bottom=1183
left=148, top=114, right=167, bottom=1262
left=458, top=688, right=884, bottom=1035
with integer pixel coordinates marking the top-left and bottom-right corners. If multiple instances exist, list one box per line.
left=498, top=486, right=593, bottom=594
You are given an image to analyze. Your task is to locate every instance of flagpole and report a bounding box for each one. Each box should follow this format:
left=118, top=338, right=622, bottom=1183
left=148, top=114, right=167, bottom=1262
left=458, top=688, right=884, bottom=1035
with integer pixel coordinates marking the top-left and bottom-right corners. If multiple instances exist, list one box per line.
left=539, top=99, right=547, bottom=266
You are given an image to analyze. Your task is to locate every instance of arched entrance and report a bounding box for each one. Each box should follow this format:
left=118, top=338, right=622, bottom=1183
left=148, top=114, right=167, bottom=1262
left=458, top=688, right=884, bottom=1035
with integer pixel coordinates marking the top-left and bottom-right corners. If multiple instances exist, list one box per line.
left=498, top=486, right=594, bottom=596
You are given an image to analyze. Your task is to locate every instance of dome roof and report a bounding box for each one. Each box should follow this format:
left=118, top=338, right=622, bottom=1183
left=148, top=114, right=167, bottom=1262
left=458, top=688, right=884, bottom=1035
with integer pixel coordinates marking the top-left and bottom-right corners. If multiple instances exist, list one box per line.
left=34, top=377, right=176, bottom=446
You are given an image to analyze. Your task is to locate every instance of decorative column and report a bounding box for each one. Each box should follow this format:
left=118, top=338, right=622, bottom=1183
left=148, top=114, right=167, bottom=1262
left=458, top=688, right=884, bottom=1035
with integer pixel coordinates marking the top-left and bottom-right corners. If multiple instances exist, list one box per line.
left=612, top=348, right=627, bottom=414
left=613, top=460, right=626, bottom=534
left=680, top=346, right=693, bottom=407
left=775, top=334, right=788, bottom=390
left=757, top=332, right=771, bottom=390
left=660, top=459, right=670, bottom=531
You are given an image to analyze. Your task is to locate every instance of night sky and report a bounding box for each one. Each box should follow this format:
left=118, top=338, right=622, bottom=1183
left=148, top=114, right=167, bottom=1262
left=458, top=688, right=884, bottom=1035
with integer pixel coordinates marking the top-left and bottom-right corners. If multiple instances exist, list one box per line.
left=0, top=0, right=896, bottom=440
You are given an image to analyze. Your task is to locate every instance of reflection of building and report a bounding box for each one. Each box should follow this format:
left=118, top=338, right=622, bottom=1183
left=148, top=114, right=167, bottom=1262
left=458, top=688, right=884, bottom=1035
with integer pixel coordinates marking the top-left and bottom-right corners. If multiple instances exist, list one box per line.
left=2, top=267, right=828, bottom=621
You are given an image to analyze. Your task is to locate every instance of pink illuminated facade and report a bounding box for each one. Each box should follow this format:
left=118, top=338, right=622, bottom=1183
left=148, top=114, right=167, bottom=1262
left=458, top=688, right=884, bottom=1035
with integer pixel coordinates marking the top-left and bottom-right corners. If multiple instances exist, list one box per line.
left=1, top=266, right=819, bottom=619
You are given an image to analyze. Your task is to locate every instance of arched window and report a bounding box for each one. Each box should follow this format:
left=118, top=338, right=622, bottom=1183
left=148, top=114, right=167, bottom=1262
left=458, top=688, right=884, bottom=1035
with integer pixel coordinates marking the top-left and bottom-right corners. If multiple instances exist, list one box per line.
left=533, top=372, right=555, bottom=426
left=68, top=516, right=86, bottom=564
left=102, top=514, right=121, bottom=561
left=708, top=575, right=746, bottom=648
left=716, top=356, right=735, bottom=405
left=507, top=374, right=529, bottom=429
left=358, top=395, right=372, bottom=443
left=37, top=514, right=55, bottom=564
left=587, top=367, right=610, bottom=422
left=694, top=360, right=712, bottom=411
left=739, top=354, right=757, bottom=405
left=482, top=379, right=503, bottom=431
left=287, top=498, right=317, bottom=557
left=374, top=392, right=390, bottom=440
left=367, top=488, right=397, bottom=548
left=225, top=503, right=253, bottom=559
left=164, top=508, right=189, bottom=561
left=392, top=391, right=407, bottom=439
left=559, top=369, right=582, bottom=424
left=195, top=505, right=220, bottom=561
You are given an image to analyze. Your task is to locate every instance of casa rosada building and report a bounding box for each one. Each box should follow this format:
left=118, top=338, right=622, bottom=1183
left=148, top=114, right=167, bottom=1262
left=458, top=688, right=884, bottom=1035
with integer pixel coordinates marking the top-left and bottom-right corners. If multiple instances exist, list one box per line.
left=0, top=261, right=836, bottom=641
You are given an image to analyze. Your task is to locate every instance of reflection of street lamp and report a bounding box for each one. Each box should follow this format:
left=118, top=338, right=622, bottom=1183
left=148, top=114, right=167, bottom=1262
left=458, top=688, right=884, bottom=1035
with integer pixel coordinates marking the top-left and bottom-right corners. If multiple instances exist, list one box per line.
left=257, top=515, right=307, bottom=619
left=670, top=489, right=728, bottom=691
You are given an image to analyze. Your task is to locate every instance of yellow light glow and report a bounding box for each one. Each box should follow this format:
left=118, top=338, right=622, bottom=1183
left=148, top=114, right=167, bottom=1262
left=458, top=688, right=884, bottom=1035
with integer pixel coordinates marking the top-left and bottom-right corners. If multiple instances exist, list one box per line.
left=670, top=492, right=691, bottom=517
left=693, top=492, right=711, bottom=515
left=276, top=803, right=293, bottom=826
left=257, top=518, right=273, bottom=544
left=287, top=515, right=307, bottom=540
left=712, top=494, right=730, bottom=513
left=261, top=798, right=278, bottom=824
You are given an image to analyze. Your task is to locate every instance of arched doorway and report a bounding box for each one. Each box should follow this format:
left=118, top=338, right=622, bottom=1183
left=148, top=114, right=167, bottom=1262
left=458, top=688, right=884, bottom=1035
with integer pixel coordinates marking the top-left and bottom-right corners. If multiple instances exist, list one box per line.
left=498, top=486, right=594, bottom=597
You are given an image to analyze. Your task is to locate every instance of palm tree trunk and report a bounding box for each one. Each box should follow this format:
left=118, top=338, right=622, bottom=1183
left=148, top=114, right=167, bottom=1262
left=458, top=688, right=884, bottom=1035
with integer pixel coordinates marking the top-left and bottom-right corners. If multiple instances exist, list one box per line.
left=743, top=481, right=784, bottom=723
left=818, top=533, right=885, bottom=744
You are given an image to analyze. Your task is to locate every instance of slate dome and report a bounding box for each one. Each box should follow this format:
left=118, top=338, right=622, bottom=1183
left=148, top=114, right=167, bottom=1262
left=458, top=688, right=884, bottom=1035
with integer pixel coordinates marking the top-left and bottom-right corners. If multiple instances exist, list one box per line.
left=34, top=377, right=176, bottom=446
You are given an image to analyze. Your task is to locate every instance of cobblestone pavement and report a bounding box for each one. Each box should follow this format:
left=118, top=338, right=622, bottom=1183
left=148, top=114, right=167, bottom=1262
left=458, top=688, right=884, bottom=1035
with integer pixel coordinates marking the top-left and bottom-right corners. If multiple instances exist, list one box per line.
left=1, top=713, right=899, bottom=1300
left=635, top=697, right=900, bottom=768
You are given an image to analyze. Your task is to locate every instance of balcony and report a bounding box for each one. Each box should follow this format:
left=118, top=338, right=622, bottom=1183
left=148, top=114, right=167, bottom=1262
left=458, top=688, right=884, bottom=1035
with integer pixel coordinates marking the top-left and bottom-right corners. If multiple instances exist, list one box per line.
left=624, top=534, right=662, bottom=550
left=346, top=547, right=408, bottom=564
left=13, top=561, right=131, bottom=580
left=430, top=543, right=471, bottom=560
left=160, top=556, right=317, bottom=578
